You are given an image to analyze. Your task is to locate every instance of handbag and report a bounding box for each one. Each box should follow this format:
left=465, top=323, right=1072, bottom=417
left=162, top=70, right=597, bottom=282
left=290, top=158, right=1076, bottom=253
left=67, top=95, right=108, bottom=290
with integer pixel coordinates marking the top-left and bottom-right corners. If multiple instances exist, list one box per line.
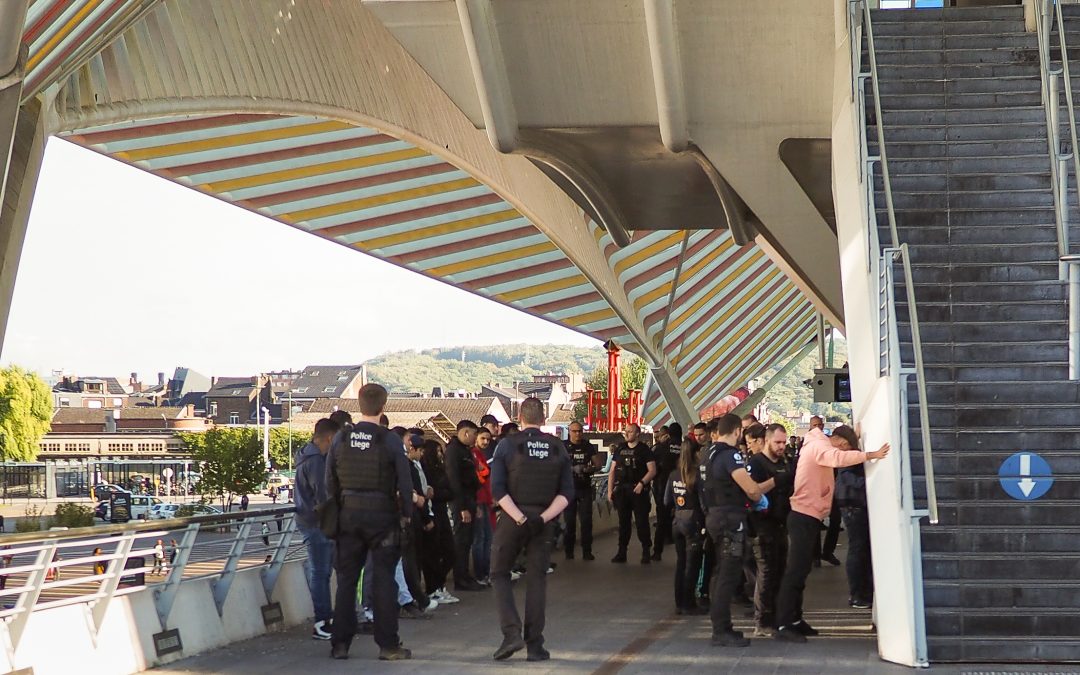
left=315, top=497, right=340, bottom=539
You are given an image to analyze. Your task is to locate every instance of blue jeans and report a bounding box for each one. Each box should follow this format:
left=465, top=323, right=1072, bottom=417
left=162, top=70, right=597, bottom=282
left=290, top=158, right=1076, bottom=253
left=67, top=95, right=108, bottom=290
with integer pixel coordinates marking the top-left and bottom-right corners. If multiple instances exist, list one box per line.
left=363, top=555, right=412, bottom=608
left=300, top=525, right=334, bottom=623
left=472, top=504, right=493, bottom=579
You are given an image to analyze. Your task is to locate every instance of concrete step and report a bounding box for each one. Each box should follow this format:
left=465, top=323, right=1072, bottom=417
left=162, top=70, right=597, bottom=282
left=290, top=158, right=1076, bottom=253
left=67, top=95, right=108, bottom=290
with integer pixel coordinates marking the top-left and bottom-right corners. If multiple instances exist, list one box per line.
left=908, top=280, right=1066, bottom=303
left=869, top=138, right=1048, bottom=158
left=926, top=380, right=1080, bottom=404
left=874, top=172, right=1049, bottom=192
left=873, top=62, right=1044, bottom=79
left=875, top=189, right=1053, bottom=210
left=922, top=363, right=1068, bottom=382
left=870, top=47, right=1039, bottom=66
left=896, top=300, right=1066, bottom=324
left=870, top=18, right=1026, bottom=36
left=872, top=90, right=1043, bottom=110
left=902, top=316, right=1065, bottom=341
left=875, top=106, right=1045, bottom=126
left=870, top=34, right=1038, bottom=52
left=878, top=207, right=1067, bottom=227
left=908, top=427, right=1080, bottom=452
left=869, top=123, right=1046, bottom=144
left=876, top=76, right=1040, bottom=96
left=886, top=154, right=1050, bottom=174
left=919, top=400, right=1076, bottom=428
left=870, top=7, right=1024, bottom=23
left=905, top=243, right=1059, bottom=266
left=879, top=224, right=1059, bottom=246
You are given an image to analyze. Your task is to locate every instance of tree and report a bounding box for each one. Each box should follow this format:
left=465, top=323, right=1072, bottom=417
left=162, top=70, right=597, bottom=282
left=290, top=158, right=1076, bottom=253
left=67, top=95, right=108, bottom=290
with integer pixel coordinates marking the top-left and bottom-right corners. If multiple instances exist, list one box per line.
left=269, top=427, right=311, bottom=470
left=180, top=428, right=265, bottom=506
left=0, top=366, right=53, bottom=461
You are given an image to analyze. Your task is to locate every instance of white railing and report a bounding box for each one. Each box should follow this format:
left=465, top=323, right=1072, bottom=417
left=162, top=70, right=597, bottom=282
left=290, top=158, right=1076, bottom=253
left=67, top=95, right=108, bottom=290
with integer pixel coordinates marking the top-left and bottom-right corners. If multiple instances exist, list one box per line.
left=0, top=506, right=299, bottom=663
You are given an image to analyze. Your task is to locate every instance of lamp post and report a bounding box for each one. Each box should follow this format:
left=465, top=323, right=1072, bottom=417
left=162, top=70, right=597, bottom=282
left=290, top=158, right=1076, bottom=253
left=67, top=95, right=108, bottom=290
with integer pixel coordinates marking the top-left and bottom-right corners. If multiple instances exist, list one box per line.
left=262, top=406, right=271, bottom=469
left=287, top=390, right=293, bottom=472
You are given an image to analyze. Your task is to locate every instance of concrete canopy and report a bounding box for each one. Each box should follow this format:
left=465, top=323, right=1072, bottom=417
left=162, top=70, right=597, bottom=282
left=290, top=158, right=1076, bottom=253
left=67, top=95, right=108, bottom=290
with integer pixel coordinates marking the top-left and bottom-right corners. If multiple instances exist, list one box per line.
left=10, top=0, right=819, bottom=426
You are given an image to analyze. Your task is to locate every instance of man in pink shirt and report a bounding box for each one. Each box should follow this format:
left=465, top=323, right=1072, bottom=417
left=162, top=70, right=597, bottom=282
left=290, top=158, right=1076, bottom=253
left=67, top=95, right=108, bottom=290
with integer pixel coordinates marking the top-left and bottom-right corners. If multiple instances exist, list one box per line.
left=774, top=426, right=889, bottom=643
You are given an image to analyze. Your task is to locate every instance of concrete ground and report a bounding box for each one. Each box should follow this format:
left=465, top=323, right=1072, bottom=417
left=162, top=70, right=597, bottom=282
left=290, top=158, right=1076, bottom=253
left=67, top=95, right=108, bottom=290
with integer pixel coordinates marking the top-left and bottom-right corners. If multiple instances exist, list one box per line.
left=148, top=511, right=1035, bottom=675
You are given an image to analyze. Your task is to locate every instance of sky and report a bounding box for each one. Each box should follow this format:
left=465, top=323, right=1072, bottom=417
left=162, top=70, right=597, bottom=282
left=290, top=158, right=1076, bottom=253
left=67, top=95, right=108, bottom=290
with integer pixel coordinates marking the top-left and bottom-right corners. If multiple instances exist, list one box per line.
left=0, top=139, right=598, bottom=380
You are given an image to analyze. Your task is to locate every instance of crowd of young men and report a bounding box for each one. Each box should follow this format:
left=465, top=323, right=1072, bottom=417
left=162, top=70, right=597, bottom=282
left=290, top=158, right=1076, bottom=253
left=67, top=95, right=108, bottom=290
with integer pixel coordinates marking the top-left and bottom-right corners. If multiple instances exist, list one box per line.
left=292, top=383, right=886, bottom=660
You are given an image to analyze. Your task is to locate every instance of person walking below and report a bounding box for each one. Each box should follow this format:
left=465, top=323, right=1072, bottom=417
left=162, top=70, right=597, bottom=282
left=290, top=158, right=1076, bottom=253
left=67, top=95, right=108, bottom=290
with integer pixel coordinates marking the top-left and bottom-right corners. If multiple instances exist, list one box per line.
left=326, top=384, right=414, bottom=661
left=293, top=417, right=341, bottom=640
left=563, top=421, right=601, bottom=561
left=489, top=397, right=573, bottom=662
left=446, top=420, right=484, bottom=592
left=152, top=540, right=166, bottom=576
left=832, top=428, right=874, bottom=609
left=666, top=439, right=706, bottom=615
left=774, top=425, right=889, bottom=643
left=607, top=424, right=656, bottom=565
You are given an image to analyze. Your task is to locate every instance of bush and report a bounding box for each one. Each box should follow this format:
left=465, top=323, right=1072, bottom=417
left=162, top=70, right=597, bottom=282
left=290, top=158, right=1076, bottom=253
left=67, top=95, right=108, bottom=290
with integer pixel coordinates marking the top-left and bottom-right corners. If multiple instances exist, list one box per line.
left=48, top=503, right=94, bottom=529
left=15, top=504, right=43, bottom=532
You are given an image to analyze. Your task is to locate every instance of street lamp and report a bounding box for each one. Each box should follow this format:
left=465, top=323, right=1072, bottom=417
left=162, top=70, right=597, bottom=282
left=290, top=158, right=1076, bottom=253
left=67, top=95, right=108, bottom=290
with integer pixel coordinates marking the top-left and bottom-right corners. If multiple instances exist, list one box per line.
left=262, top=406, right=271, bottom=469
left=287, top=389, right=293, bottom=472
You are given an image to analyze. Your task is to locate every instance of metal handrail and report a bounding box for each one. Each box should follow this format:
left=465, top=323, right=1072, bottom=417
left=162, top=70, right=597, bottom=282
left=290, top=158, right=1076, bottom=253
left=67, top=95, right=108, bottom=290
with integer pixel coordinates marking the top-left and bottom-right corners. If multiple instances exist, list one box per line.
left=1063, top=254, right=1080, bottom=379
left=856, top=0, right=939, bottom=525
left=1034, top=0, right=1067, bottom=258
left=1055, top=0, right=1080, bottom=258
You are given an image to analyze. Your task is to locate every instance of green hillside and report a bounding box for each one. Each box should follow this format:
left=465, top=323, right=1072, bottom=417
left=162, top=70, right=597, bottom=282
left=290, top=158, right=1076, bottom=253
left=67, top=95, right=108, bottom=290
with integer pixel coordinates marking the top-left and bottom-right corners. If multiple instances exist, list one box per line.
left=365, top=344, right=605, bottom=394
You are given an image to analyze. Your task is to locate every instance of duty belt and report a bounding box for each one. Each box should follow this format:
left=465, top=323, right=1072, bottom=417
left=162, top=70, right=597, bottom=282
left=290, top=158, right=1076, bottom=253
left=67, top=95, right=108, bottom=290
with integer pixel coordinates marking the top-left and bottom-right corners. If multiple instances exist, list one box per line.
left=341, top=489, right=394, bottom=510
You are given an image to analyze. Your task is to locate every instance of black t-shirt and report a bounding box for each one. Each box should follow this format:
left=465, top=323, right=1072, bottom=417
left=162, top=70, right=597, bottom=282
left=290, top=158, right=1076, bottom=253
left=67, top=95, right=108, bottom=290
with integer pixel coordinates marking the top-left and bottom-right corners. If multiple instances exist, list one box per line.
left=654, top=440, right=682, bottom=476
left=748, top=452, right=792, bottom=524
left=613, top=441, right=652, bottom=485
left=567, top=441, right=598, bottom=489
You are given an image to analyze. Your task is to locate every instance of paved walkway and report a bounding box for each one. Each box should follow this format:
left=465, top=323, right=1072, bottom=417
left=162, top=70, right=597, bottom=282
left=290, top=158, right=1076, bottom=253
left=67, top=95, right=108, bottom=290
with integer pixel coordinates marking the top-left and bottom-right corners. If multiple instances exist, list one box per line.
left=155, top=512, right=925, bottom=674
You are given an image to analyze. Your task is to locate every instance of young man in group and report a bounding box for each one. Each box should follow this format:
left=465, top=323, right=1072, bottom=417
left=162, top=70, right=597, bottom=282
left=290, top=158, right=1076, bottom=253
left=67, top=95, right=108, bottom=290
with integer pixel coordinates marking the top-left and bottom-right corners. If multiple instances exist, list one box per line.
left=445, top=420, right=485, bottom=592
left=774, top=425, right=889, bottom=643
left=472, top=427, right=496, bottom=585
left=293, top=417, right=341, bottom=640
left=747, top=423, right=795, bottom=636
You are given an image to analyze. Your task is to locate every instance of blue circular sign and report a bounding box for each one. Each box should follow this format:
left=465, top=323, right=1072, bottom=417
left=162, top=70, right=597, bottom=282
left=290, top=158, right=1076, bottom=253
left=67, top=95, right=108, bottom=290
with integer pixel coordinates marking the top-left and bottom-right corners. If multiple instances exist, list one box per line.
left=998, top=452, right=1053, bottom=501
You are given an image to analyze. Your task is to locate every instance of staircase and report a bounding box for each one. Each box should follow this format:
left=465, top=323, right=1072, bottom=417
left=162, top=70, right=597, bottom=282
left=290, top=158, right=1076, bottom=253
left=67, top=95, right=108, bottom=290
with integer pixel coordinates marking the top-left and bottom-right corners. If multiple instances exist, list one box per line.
left=866, top=5, right=1080, bottom=663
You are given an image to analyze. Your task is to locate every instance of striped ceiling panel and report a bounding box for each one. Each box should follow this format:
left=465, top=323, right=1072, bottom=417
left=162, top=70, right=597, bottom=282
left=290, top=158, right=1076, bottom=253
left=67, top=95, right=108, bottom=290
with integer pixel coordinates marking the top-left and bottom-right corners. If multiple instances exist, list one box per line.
left=61, top=113, right=638, bottom=346
left=22, top=0, right=158, bottom=100
left=591, top=222, right=818, bottom=427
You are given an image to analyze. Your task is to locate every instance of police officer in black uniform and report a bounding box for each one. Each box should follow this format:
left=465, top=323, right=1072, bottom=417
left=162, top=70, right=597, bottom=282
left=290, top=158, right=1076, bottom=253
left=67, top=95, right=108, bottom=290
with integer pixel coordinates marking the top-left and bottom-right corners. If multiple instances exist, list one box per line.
left=747, top=422, right=795, bottom=635
left=651, top=423, right=683, bottom=561
left=325, top=384, right=414, bottom=661
left=563, top=420, right=600, bottom=561
left=699, top=414, right=774, bottom=648
left=489, top=397, right=574, bottom=662
left=665, top=437, right=707, bottom=614
left=606, top=423, right=656, bottom=565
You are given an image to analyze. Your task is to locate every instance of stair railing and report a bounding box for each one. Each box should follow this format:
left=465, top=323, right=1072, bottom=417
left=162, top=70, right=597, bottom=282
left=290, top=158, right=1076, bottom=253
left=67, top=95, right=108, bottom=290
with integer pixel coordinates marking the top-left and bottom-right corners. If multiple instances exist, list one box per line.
left=855, top=0, right=938, bottom=526
left=1036, top=0, right=1080, bottom=264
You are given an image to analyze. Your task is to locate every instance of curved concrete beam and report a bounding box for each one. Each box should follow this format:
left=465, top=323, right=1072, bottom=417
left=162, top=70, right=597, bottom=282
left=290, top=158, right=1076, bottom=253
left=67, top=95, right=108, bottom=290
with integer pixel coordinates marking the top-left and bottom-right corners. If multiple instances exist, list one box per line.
left=643, top=0, right=689, bottom=153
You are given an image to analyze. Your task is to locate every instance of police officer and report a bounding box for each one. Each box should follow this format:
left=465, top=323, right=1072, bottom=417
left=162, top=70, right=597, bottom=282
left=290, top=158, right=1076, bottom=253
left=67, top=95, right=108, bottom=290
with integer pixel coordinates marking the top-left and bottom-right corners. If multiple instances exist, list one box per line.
left=699, top=414, right=774, bottom=648
left=563, top=420, right=601, bottom=561
left=325, top=383, right=414, bottom=661
left=666, top=438, right=706, bottom=614
left=607, top=423, right=656, bottom=565
left=489, top=397, right=574, bottom=662
left=651, top=423, right=683, bottom=561
left=747, top=423, right=795, bottom=636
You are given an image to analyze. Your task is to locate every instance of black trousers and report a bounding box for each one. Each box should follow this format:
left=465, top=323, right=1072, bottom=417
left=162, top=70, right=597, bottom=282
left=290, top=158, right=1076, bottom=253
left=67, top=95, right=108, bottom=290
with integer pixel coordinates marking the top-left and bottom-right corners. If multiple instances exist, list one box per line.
left=452, top=508, right=476, bottom=586
left=814, top=499, right=841, bottom=560
left=422, top=503, right=455, bottom=594
left=331, top=509, right=400, bottom=650
left=700, top=535, right=715, bottom=601
left=491, top=514, right=555, bottom=647
left=401, top=518, right=429, bottom=607
left=752, top=519, right=788, bottom=628
left=776, top=511, right=820, bottom=628
left=673, top=516, right=704, bottom=610
left=652, top=474, right=672, bottom=555
left=614, top=486, right=652, bottom=553
left=706, top=511, right=748, bottom=635
left=563, top=486, right=594, bottom=555
left=841, top=506, right=874, bottom=603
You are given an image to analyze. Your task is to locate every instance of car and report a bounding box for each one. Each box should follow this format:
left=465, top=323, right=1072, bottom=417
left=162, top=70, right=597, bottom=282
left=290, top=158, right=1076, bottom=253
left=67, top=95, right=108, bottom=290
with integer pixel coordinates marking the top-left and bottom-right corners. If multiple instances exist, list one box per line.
left=150, top=503, right=223, bottom=519
left=91, top=483, right=125, bottom=500
left=93, top=500, right=109, bottom=521
left=265, top=474, right=291, bottom=497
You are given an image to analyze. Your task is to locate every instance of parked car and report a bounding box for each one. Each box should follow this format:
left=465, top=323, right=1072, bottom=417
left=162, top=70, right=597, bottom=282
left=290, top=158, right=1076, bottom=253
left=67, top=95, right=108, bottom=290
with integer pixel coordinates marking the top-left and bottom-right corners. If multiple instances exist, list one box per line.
left=93, top=500, right=110, bottom=521
left=265, top=474, right=291, bottom=497
left=150, top=503, right=223, bottom=520
left=91, top=483, right=126, bottom=500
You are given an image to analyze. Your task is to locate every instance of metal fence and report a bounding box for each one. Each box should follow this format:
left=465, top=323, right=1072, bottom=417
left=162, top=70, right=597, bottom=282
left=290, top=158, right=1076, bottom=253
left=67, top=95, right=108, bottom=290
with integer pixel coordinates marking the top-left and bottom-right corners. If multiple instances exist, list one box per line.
left=0, top=506, right=301, bottom=662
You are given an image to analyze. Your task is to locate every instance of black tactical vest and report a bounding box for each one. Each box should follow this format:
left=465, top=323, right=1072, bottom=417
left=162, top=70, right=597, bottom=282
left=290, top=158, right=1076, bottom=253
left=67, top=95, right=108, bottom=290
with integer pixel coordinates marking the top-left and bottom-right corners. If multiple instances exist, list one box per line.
left=614, top=443, right=647, bottom=485
left=699, top=443, right=747, bottom=511
left=568, top=442, right=594, bottom=490
left=508, top=432, right=564, bottom=508
left=335, top=423, right=395, bottom=499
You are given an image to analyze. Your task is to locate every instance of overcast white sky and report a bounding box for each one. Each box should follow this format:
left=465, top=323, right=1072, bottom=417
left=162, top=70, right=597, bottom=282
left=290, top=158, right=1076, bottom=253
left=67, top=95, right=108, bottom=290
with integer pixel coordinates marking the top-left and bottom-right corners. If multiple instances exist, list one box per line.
left=0, top=139, right=597, bottom=380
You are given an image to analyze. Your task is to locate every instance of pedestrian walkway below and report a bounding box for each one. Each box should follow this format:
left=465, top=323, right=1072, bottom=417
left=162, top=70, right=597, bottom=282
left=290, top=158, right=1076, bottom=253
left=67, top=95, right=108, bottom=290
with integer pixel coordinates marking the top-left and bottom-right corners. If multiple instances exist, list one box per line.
left=152, top=516, right=1079, bottom=674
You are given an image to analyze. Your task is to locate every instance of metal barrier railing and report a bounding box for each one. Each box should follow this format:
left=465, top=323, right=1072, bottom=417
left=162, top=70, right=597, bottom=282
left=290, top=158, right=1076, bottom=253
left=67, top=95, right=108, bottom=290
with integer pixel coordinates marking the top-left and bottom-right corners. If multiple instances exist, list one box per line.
left=1063, top=254, right=1080, bottom=379
left=0, top=506, right=300, bottom=662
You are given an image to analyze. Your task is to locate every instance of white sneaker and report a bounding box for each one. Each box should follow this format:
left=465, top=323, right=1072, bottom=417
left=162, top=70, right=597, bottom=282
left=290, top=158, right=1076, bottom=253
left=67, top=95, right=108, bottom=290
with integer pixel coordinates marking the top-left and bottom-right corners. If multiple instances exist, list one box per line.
left=437, top=588, right=460, bottom=604
left=312, top=620, right=332, bottom=640
left=424, top=597, right=438, bottom=612
left=509, top=570, right=523, bottom=581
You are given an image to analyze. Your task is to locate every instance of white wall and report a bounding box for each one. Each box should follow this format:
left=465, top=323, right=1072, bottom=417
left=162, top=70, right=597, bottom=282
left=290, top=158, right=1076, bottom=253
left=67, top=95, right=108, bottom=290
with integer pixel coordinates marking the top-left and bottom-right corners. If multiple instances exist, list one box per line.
left=831, top=0, right=922, bottom=666
left=0, top=559, right=314, bottom=675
